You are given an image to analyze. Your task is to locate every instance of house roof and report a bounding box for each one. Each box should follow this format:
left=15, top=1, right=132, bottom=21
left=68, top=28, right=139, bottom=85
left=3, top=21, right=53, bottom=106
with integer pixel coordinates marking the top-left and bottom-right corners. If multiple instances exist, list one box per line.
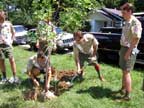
left=89, top=8, right=123, bottom=21
left=90, top=8, right=144, bottom=21
left=97, top=9, right=117, bottom=20
left=88, top=9, right=112, bottom=21
left=102, top=8, right=122, bottom=16
left=96, top=10, right=112, bottom=20
left=101, top=8, right=123, bottom=21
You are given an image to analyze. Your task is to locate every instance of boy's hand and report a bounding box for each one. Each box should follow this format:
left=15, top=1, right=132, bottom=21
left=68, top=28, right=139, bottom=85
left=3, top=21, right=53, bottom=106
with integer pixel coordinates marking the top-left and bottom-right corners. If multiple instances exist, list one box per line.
left=88, top=56, right=96, bottom=61
left=36, top=42, right=39, bottom=48
left=33, top=79, right=40, bottom=87
left=77, top=68, right=81, bottom=74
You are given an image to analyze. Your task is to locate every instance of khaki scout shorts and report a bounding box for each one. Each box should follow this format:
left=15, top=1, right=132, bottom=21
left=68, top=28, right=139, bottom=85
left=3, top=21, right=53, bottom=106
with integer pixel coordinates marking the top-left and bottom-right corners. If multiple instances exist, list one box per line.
left=0, top=44, right=13, bottom=59
left=119, top=46, right=137, bottom=72
left=79, top=52, right=98, bottom=67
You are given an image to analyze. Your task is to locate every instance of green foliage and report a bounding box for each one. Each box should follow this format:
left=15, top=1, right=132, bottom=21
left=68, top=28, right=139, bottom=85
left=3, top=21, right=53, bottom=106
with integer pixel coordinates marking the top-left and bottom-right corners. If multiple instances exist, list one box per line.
left=36, top=21, right=56, bottom=49
left=0, top=1, right=4, bottom=10
left=98, top=0, right=136, bottom=9
left=0, top=0, right=102, bottom=32
left=32, top=0, right=58, bottom=22
left=135, top=0, right=144, bottom=12
left=59, top=8, right=85, bottom=32
left=30, top=0, right=102, bottom=32
left=27, top=30, right=38, bottom=43
left=58, top=0, right=101, bottom=32
left=0, top=0, right=143, bottom=32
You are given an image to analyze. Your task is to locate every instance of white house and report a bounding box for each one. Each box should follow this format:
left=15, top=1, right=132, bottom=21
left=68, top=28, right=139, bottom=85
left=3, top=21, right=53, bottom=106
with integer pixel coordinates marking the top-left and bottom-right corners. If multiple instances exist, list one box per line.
left=88, top=8, right=123, bottom=32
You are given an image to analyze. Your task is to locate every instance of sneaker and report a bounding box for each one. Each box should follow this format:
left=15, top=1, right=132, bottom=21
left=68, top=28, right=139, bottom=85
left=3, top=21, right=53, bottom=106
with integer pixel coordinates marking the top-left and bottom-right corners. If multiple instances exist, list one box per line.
left=122, top=95, right=131, bottom=101
left=0, top=78, right=8, bottom=84
left=118, top=89, right=126, bottom=95
left=8, top=76, right=21, bottom=84
left=111, top=89, right=125, bottom=96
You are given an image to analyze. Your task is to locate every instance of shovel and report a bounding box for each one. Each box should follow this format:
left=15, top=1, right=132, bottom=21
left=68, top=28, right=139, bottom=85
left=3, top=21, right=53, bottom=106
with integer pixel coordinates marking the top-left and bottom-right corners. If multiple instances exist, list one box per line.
left=70, top=57, right=96, bottom=83
left=70, top=62, right=90, bottom=84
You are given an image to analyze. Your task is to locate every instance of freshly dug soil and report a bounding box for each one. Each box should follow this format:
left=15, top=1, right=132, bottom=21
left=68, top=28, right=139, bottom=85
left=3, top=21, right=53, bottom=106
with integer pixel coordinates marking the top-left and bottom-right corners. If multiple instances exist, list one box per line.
left=50, top=69, right=76, bottom=96
left=23, top=68, right=77, bottom=100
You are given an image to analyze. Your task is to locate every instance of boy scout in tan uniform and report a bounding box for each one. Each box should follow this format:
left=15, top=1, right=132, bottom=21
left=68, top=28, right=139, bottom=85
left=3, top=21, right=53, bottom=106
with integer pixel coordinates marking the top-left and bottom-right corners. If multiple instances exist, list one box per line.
left=73, top=31, right=105, bottom=81
left=26, top=51, right=52, bottom=92
left=117, top=3, right=142, bottom=101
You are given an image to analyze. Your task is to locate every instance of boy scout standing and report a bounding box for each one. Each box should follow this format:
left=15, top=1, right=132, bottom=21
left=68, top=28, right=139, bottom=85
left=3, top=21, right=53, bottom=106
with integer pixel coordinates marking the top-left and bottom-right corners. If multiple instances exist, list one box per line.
left=118, top=3, right=142, bottom=101
left=0, top=10, right=18, bottom=84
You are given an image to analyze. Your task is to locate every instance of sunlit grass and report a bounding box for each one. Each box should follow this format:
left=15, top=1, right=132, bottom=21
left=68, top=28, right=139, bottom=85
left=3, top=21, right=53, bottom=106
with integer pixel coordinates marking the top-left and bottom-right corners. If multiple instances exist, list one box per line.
left=0, top=46, right=143, bottom=108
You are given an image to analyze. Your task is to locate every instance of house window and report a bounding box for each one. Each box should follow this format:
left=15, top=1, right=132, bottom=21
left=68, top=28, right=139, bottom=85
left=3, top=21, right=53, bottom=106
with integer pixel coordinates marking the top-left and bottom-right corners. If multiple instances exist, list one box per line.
left=104, top=22, right=107, bottom=27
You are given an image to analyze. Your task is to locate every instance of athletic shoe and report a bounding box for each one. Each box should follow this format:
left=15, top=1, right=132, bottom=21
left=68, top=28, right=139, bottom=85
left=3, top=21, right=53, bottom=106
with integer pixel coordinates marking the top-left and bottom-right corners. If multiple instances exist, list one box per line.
left=8, top=76, right=21, bottom=84
left=111, top=89, right=126, bottom=96
left=123, top=95, right=131, bottom=101
left=0, top=78, right=8, bottom=84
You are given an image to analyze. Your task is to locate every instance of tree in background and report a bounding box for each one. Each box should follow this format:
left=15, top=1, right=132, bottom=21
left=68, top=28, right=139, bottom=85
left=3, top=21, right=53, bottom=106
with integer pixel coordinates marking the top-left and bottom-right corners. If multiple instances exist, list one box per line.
left=0, top=0, right=143, bottom=32
left=97, top=0, right=136, bottom=9
left=0, top=0, right=101, bottom=32
left=135, top=0, right=144, bottom=12
left=0, top=0, right=35, bottom=26
left=32, top=0, right=101, bottom=32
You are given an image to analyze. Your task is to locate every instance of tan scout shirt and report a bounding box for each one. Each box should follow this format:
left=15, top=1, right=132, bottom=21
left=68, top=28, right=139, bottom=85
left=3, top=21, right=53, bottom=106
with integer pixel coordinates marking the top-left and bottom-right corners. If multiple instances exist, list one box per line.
left=73, top=33, right=99, bottom=58
left=27, top=55, right=50, bottom=73
left=120, top=16, right=142, bottom=47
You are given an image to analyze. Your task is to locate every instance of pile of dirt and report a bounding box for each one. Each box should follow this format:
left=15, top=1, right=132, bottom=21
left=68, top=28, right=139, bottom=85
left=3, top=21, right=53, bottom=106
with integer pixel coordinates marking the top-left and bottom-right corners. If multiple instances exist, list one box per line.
left=23, top=68, right=77, bottom=100
left=50, top=69, right=77, bottom=96
left=57, top=70, right=76, bottom=81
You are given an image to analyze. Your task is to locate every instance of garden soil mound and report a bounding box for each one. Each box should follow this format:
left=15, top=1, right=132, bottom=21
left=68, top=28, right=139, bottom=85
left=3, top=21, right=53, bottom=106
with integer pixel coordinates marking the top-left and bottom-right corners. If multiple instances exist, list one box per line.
left=23, top=68, right=77, bottom=100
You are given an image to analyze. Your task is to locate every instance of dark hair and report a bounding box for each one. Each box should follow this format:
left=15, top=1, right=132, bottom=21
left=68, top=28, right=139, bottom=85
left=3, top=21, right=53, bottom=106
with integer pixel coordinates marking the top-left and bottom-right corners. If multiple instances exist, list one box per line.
left=37, top=52, right=45, bottom=59
left=120, top=3, right=134, bottom=13
left=73, top=31, right=83, bottom=39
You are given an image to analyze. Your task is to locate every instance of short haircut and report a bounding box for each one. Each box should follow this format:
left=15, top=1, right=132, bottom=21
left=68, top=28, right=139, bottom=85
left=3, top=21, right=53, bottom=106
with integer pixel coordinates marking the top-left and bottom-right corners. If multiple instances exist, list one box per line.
left=73, top=31, right=83, bottom=38
left=120, top=3, right=134, bottom=13
left=37, top=51, right=45, bottom=58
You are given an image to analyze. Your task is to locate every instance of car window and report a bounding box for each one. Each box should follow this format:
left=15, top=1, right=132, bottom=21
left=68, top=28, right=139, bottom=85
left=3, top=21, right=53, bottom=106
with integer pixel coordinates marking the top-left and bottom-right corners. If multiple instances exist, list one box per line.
left=14, top=26, right=26, bottom=32
left=55, top=27, right=63, bottom=34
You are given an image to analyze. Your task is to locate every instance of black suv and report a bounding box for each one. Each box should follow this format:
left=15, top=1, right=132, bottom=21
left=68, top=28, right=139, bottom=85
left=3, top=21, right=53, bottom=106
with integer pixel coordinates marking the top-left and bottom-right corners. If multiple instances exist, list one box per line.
left=86, top=17, right=144, bottom=64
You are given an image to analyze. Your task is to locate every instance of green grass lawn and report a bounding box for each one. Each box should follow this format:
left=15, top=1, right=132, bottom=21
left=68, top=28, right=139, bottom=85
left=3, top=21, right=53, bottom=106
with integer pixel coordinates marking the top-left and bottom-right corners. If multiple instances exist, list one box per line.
left=0, top=46, right=143, bottom=108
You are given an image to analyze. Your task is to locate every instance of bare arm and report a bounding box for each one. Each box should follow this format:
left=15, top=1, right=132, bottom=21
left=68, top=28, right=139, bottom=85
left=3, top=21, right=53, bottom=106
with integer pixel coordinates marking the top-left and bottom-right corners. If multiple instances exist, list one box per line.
left=10, top=24, right=15, bottom=40
left=73, top=45, right=81, bottom=73
left=27, top=70, right=40, bottom=87
left=45, top=67, right=52, bottom=92
left=124, top=36, right=140, bottom=60
left=92, top=36, right=99, bottom=57
left=27, top=58, right=40, bottom=87
left=92, top=41, right=98, bottom=57
left=74, top=54, right=81, bottom=72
